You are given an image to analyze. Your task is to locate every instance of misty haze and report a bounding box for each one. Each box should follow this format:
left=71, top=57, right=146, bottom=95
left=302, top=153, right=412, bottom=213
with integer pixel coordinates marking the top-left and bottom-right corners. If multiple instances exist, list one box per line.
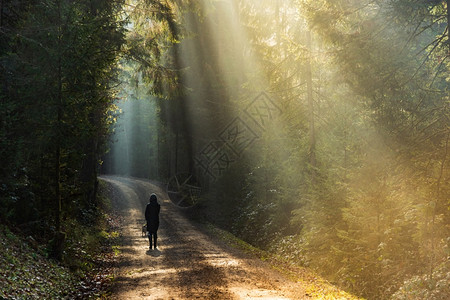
left=1, top=1, right=448, bottom=299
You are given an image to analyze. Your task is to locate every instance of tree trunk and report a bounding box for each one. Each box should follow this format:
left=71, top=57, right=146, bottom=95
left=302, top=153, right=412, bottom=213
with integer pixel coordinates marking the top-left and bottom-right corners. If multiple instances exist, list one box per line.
left=447, top=0, right=449, bottom=54
left=305, top=30, right=316, bottom=169
left=0, top=0, right=4, bottom=28
left=430, top=132, right=449, bottom=279
left=52, top=0, right=65, bottom=260
left=172, top=41, right=194, bottom=175
left=55, top=0, right=62, bottom=233
left=80, top=137, right=99, bottom=205
left=55, top=142, right=61, bottom=232
left=175, top=131, right=179, bottom=175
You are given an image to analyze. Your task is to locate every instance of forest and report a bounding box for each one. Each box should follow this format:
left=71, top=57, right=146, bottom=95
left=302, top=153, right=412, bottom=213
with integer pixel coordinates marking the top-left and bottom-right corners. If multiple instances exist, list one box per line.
left=1, top=0, right=449, bottom=299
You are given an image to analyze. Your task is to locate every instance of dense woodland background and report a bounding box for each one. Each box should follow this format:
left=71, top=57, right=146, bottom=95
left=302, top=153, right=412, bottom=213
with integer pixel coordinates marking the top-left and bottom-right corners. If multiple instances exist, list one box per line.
left=1, top=1, right=449, bottom=299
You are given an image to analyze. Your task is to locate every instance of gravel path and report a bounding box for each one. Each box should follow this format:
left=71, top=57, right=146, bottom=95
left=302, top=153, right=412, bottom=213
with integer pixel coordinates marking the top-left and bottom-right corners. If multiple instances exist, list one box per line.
left=100, top=175, right=307, bottom=300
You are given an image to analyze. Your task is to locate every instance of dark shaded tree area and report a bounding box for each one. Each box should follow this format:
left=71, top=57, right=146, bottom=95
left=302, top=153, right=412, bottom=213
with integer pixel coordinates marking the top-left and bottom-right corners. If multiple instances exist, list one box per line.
left=0, top=0, right=125, bottom=257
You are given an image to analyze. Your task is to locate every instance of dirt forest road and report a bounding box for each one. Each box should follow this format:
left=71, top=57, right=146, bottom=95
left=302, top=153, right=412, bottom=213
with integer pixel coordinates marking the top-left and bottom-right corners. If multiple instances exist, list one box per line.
left=100, top=176, right=308, bottom=300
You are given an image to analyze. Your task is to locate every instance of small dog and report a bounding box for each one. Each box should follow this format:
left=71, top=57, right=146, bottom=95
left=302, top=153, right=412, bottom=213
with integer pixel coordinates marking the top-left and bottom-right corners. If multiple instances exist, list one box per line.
left=142, top=224, right=147, bottom=237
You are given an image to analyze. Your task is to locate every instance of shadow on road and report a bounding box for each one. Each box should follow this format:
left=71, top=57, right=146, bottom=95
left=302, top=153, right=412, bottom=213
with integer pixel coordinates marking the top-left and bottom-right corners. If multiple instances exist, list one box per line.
left=146, top=249, right=162, bottom=257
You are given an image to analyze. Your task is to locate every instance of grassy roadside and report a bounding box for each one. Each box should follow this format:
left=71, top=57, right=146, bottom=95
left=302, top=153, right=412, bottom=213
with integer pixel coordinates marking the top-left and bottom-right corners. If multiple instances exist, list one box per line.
left=0, top=180, right=122, bottom=299
left=204, top=223, right=363, bottom=300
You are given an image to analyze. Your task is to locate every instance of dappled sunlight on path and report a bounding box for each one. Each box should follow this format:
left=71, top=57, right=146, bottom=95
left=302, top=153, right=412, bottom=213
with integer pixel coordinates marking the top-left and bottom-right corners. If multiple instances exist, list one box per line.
left=100, top=176, right=307, bottom=299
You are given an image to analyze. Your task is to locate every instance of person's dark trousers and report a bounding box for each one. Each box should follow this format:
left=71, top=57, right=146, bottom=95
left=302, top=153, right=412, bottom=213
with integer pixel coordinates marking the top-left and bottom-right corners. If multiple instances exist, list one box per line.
left=148, top=232, right=157, bottom=249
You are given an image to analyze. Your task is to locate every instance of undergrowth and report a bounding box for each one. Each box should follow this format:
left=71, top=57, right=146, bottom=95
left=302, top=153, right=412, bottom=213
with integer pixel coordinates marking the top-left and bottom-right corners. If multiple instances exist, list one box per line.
left=0, top=180, right=122, bottom=299
left=0, top=224, right=75, bottom=299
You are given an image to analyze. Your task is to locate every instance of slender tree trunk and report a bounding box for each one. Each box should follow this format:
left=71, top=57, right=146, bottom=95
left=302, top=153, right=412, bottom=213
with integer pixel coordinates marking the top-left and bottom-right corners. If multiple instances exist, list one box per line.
left=175, top=131, right=179, bottom=175
left=157, top=125, right=160, bottom=179
left=55, top=0, right=62, bottom=233
left=0, top=0, right=3, bottom=28
left=305, top=30, right=316, bottom=169
left=80, top=134, right=98, bottom=204
left=344, top=105, right=348, bottom=177
left=39, top=154, right=45, bottom=213
left=169, top=34, right=194, bottom=175
left=50, top=0, right=65, bottom=261
left=55, top=139, right=61, bottom=232
left=430, top=132, right=449, bottom=279
left=447, top=0, right=449, bottom=53
left=275, top=0, right=280, bottom=46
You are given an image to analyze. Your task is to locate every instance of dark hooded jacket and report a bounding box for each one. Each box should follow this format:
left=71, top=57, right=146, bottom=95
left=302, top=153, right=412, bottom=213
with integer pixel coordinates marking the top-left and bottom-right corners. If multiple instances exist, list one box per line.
left=145, top=194, right=160, bottom=233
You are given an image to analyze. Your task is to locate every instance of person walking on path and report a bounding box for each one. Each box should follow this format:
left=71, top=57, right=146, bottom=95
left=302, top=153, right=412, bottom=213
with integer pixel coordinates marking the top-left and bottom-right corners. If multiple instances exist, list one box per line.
left=145, top=193, right=160, bottom=250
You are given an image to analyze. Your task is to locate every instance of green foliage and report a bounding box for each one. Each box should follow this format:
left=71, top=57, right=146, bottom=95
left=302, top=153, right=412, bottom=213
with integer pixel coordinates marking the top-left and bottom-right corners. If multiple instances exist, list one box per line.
left=233, top=187, right=279, bottom=248
left=124, top=0, right=185, bottom=99
left=0, top=0, right=126, bottom=237
left=62, top=212, right=120, bottom=275
left=392, top=261, right=450, bottom=300
left=270, top=234, right=307, bottom=266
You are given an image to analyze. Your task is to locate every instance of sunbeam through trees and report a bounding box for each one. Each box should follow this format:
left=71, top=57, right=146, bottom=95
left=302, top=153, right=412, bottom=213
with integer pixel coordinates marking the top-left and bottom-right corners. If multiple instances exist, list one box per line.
left=1, top=0, right=449, bottom=299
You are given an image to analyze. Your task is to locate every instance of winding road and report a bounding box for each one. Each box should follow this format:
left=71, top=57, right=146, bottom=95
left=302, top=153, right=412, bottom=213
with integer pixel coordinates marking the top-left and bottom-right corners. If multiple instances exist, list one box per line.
left=100, top=176, right=308, bottom=299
